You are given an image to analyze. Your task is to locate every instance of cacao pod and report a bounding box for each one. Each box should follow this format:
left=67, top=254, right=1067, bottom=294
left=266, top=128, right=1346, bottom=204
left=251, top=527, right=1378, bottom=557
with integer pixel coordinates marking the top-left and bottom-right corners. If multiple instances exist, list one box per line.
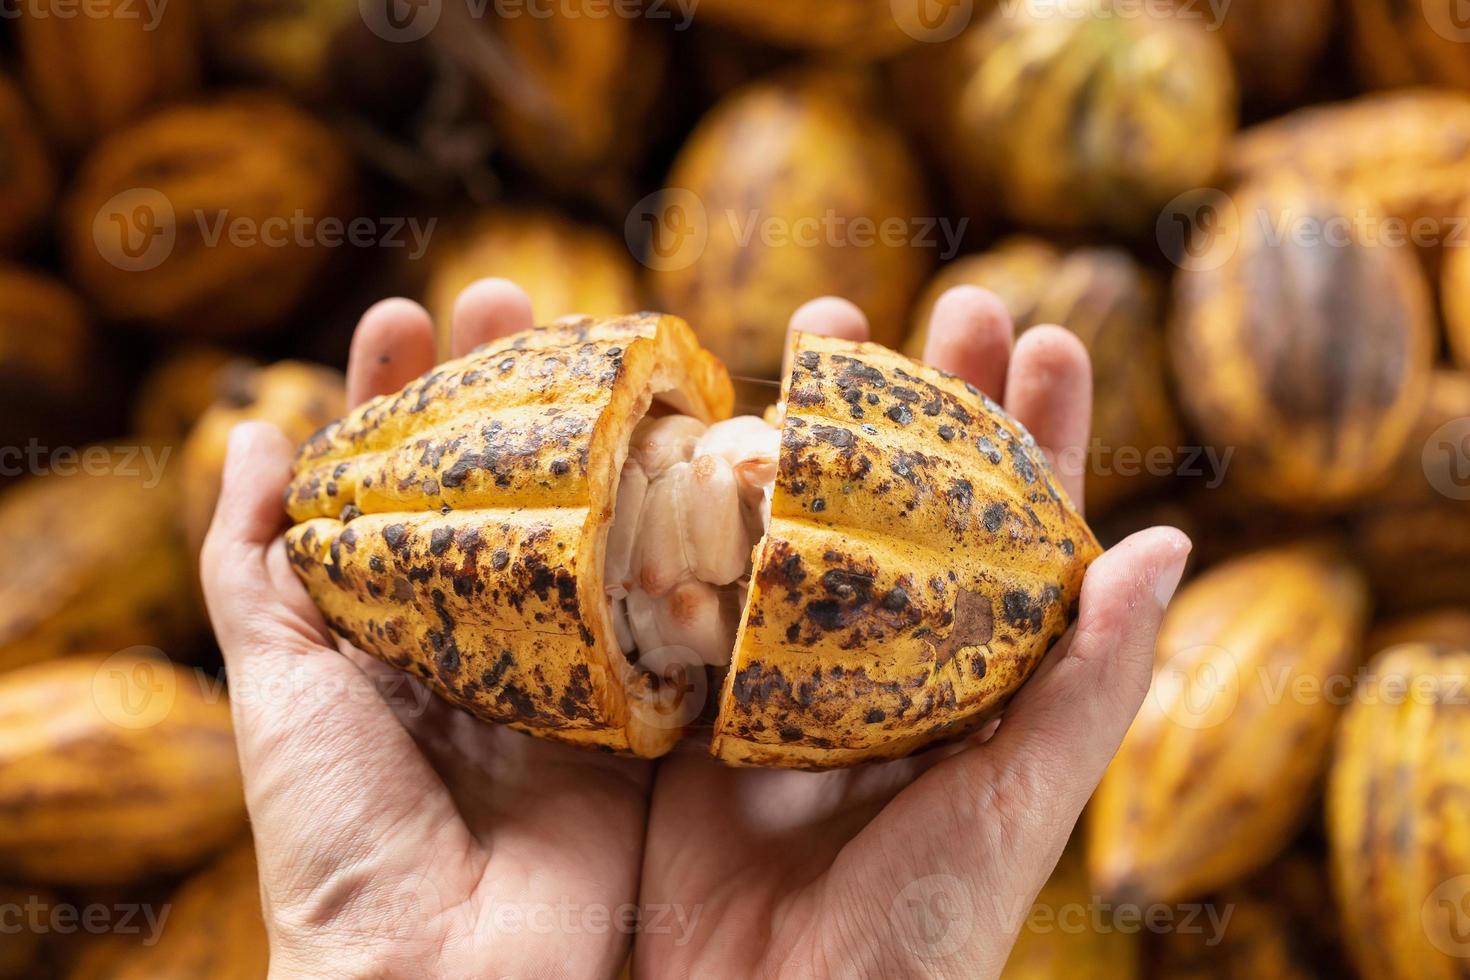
left=0, top=73, right=54, bottom=256
left=1088, top=542, right=1368, bottom=904
left=1169, top=175, right=1436, bottom=508
left=952, top=1, right=1236, bottom=232
left=67, top=841, right=266, bottom=979
left=0, top=650, right=245, bottom=884
left=1328, top=643, right=1470, bottom=980
left=180, top=360, right=345, bottom=554
left=0, top=453, right=199, bottom=673
left=1349, top=370, right=1470, bottom=614
left=905, top=238, right=1182, bottom=514
left=0, top=265, right=102, bottom=456
left=649, top=71, right=931, bottom=378
left=283, top=315, right=1098, bottom=768
left=1347, top=0, right=1470, bottom=91
left=63, top=93, right=355, bottom=337
left=423, top=209, right=641, bottom=358
left=1368, top=608, right=1470, bottom=656
left=133, top=347, right=255, bottom=442
left=1001, top=844, right=1140, bottom=980
left=1441, top=222, right=1470, bottom=369
left=17, top=0, right=199, bottom=149
left=687, top=0, right=926, bottom=58
left=1188, top=0, right=1333, bottom=105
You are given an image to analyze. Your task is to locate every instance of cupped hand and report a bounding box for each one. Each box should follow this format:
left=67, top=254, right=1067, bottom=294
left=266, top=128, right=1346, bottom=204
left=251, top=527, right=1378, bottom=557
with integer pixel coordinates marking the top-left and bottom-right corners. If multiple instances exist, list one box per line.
left=635, top=290, right=1191, bottom=979
left=201, top=281, right=652, bottom=980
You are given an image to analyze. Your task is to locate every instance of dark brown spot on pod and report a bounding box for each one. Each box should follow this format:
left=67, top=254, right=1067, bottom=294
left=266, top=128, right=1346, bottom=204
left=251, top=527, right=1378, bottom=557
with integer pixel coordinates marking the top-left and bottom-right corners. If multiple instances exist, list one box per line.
left=383, top=524, right=409, bottom=552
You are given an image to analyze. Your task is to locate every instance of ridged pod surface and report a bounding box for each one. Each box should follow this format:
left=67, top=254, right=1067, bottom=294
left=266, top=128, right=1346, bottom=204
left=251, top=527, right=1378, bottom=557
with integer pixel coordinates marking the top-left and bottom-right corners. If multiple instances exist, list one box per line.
left=1329, top=643, right=1470, bottom=980
left=687, top=0, right=922, bottom=58
left=181, top=360, right=345, bottom=553
left=0, top=265, right=99, bottom=455
left=650, top=71, right=930, bottom=378
left=1169, top=174, right=1435, bottom=507
left=0, top=455, right=198, bottom=673
left=904, top=238, right=1181, bottom=513
left=283, top=317, right=1097, bottom=768
left=1350, top=371, right=1470, bottom=614
left=1346, top=0, right=1470, bottom=91
left=953, top=1, right=1236, bottom=232
left=17, top=0, right=199, bottom=149
left=424, top=210, right=641, bottom=358
left=1088, top=542, right=1368, bottom=904
left=1000, top=845, right=1139, bottom=980
left=64, top=93, right=354, bottom=336
left=0, top=651, right=244, bottom=884
left=0, top=74, right=53, bottom=256
left=133, top=347, right=254, bottom=441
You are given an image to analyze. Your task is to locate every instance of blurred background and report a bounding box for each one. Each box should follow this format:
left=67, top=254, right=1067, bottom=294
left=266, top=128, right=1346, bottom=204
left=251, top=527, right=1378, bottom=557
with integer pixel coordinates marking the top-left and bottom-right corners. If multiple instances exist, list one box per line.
left=0, top=0, right=1468, bottom=975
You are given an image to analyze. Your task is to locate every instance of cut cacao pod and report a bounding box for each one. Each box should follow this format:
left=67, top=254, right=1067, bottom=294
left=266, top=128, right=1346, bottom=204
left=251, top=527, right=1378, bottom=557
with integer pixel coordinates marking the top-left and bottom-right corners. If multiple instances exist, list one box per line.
left=649, top=71, right=931, bottom=378
left=1328, top=643, right=1470, bottom=980
left=1169, top=175, right=1436, bottom=508
left=0, top=650, right=245, bottom=885
left=1088, top=542, right=1368, bottom=904
left=284, top=314, right=1098, bottom=768
left=0, top=73, right=54, bottom=256
left=905, top=238, right=1181, bottom=514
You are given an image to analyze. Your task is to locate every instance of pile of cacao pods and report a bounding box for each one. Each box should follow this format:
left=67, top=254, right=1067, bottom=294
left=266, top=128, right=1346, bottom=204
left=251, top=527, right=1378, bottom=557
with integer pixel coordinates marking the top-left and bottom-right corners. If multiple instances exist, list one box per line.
left=1, top=0, right=1467, bottom=974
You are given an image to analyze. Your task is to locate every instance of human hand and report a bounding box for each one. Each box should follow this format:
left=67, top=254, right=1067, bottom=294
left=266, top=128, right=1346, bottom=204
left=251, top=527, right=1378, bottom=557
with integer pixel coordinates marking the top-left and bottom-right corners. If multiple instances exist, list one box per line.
left=201, top=281, right=652, bottom=979
left=635, top=290, right=1192, bottom=979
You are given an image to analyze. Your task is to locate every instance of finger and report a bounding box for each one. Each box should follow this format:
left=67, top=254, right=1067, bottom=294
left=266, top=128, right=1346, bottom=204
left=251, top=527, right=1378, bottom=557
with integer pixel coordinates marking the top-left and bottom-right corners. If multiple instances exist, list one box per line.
left=346, top=298, right=436, bottom=408
left=450, top=277, right=536, bottom=358
left=921, top=285, right=1013, bottom=400
left=204, top=421, right=296, bottom=551
left=1003, top=325, right=1091, bottom=511
left=788, top=296, right=870, bottom=343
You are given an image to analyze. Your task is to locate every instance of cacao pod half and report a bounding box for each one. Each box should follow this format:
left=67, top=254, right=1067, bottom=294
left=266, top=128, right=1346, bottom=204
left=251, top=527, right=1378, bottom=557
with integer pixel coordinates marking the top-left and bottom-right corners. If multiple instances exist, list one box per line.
left=905, top=238, right=1182, bottom=514
left=423, top=209, right=641, bottom=359
left=0, top=453, right=199, bottom=673
left=649, top=71, right=931, bottom=378
left=1328, top=643, right=1470, bottom=980
left=0, top=73, right=54, bottom=257
left=1349, top=370, right=1470, bottom=614
left=284, top=315, right=1098, bottom=768
left=17, top=0, right=199, bottom=149
left=1001, top=843, right=1140, bottom=980
left=1088, top=542, right=1368, bottom=904
left=1169, top=175, right=1436, bottom=508
left=0, top=650, right=245, bottom=884
left=1347, top=0, right=1470, bottom=91
left=952, top=1, right=1236, bottom=232
left=133, top=347, right=255, bottom=442
left=180, top=359, right=345, bottom=554
left=64, top=93, right=355, bottom=337
left=0, top=265, right=102, bottom=457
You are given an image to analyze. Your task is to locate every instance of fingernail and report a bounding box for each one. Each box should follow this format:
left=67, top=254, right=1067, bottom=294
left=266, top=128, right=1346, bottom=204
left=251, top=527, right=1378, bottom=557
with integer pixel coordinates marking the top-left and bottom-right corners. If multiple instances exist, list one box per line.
left=224, top=423, right=257, bottom=481
left=1154, top=543, right=1191, bottom=609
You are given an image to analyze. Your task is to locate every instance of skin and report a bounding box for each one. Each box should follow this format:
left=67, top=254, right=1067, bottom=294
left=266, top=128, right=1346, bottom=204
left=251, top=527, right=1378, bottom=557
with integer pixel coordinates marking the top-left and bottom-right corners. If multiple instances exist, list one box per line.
left=202, top=279, right=1191, bottom=979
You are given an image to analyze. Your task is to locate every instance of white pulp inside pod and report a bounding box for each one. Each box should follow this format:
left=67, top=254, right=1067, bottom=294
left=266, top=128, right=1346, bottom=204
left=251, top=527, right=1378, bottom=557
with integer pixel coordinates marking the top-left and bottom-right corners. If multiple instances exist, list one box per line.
left=604, top=413, right=780, bottom=673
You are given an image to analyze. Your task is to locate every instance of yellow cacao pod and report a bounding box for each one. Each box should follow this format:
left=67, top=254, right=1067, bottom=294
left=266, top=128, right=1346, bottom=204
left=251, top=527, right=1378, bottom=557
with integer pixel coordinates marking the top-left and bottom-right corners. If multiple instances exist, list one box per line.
left=181, top=359, right=345, bottom=553
left=688, top=0, right=927, bottom=58
left=1329, top=643, right=1470, bottom=980
left=67, top=842, right=266, bottom=979
left=1347, top=0, right=1470, bottom=91
left=650, top=71, right=931, bottom=378
left=1089, top=542, right=1368, bottom=904
left=905, top=238, right=1181, bottom=514
left=1442, top=219, right=1470, bottom=369
left=953, top=1, right=1236, bottom=232
left=1001, top=844, right=1140, bottom=980
left=0, top=455, right=199, bottom=673
left=1169, top=175, right=1436, bottom=508
left=133, top=347, right=255, bottom=442
left=17, top=0, right=199, bottom=149
left=423, top=209, right=641, bottom=358
left=0, top=650, right=245, bottom=884
left=1350, top=370, right=1470, bottom=614
left=64, top=93, right=354, bottom=337
left=0, top=73, right=54, bottom=256
left=1369, top=608, right=1470, bottom=657
left=0, top=264, right=100, bottom=454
